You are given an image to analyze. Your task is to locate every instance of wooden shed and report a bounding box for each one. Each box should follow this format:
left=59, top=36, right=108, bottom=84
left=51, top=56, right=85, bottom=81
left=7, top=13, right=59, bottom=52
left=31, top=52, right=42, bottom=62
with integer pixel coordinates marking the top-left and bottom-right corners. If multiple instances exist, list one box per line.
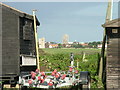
left=102, top=18, right=120, bottom=89
left=0, top=3, right=40, bottom=83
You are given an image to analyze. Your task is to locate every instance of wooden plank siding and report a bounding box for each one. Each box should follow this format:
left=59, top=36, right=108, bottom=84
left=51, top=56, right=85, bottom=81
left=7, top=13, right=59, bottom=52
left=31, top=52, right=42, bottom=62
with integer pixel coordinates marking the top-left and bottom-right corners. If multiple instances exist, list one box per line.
left=102, top=19, right=120, bottom=89
left=1, top=3, right=40, bottom=82
left=106, top=31, right=120, bottom=89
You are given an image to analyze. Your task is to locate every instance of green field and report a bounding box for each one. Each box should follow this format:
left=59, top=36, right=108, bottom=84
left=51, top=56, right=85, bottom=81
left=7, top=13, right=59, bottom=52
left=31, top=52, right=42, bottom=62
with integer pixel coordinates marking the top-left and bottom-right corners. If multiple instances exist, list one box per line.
left=41, top=48, right=100, bottom=55
left=39, top=48, right=102, bottom=88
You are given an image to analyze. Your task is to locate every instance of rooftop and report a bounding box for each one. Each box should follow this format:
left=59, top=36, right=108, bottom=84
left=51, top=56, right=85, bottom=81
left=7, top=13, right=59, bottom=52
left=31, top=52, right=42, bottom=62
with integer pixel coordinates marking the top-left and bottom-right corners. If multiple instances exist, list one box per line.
left=1, top=3, right=40, bottom=26
left=102, top=18, right=120, bottom=27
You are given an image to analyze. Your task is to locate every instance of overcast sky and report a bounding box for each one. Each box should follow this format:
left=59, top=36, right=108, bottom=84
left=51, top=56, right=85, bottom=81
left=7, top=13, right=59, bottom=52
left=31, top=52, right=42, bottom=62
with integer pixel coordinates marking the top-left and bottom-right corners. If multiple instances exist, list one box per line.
left=4, top=2, right=118, bottom=43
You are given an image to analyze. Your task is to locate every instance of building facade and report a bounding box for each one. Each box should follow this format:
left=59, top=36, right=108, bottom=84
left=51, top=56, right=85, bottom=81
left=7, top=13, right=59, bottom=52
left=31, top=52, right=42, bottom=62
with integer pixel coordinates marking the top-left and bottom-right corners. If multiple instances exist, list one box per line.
left=39, top=38, right=45, bottom=48
left=62, top=34, right=69, bottom=44
left=102, top=18, right=120, bottom=89
left=0, top=3, right=40, bottom=83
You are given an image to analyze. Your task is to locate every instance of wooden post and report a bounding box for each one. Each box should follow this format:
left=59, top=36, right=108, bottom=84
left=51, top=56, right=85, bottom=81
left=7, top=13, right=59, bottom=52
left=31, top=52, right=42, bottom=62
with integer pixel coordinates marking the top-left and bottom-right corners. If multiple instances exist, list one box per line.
left=99, top=33, right=106, bottom=80
left=98, top=0, right=113, bottom=86
left=33, top=10, right=40, bottom=70
left=77, top=59, right=79, bottom=69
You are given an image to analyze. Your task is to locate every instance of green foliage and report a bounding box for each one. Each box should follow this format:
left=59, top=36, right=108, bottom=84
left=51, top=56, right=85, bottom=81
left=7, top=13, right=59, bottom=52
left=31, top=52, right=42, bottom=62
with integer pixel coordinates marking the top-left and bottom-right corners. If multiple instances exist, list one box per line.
left=39, top=48, right=101, bottom=88
left=58, top=43, right=63, bottom=48
left=78, top=54, right=100, bottom=88
left=3, top=88, right=18, bottom=90
left=88, top=41, right=102, bottom=48
left=40, top=53, right=71, bottom=71
left=41, top=48, right=100, bottom=55
left=72, top=44, right=83, bottom=48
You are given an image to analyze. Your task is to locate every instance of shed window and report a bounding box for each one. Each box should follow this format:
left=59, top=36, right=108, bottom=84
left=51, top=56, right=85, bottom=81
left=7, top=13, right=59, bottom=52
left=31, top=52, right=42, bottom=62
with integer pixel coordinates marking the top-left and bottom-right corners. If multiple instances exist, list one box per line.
left=112, top=29, right=118, bottom=34
left=23, top=21, right=32, bottom=40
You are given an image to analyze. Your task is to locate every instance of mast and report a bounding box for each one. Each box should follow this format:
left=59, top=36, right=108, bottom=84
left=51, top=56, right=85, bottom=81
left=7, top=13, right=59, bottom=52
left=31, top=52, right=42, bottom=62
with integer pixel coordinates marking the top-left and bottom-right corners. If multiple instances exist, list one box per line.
left=106, top=0, right=113, bottom=22
left=33, top=10, right=40, bottom=70
left=99, top=0, right=113, bottom=81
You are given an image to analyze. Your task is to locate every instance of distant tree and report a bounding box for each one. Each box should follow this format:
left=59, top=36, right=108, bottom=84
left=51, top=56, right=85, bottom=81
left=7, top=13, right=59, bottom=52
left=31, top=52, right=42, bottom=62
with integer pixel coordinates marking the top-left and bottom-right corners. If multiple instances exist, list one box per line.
left=50, top=42, right=57, bottom=44
left=72, top=44, right=83, bottom=48
left=97, top=41, right=101, bottom=44
left=58, top=43, right=63, bottom=48
left=88, top=41, right=102, bottom=48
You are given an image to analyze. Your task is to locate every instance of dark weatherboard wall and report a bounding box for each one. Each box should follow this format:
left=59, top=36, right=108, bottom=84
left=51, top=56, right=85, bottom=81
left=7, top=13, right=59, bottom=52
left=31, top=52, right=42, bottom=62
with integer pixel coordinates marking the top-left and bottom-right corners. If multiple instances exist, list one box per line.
left=1, top=3, right=40, bottom=81
left=2, top=5, right=20, bottom=76
left=20, top=17, right=36, bottom=55
left=103, top=19, right=120, bottom=89
left=106, top=28, right=120, bottom=89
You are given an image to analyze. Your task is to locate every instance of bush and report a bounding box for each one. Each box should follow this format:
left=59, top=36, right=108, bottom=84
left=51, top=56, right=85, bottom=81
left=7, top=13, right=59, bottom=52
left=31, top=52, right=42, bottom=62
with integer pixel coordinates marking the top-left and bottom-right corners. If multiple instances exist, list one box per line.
left=39, top=48, right=100, bottom=88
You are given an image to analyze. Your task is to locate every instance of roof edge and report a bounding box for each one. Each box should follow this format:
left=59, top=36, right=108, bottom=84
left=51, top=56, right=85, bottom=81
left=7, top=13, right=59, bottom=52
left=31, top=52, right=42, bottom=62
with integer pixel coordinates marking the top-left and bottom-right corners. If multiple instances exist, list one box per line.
left=1, top=2, right=40, bottom=26
left=102, top=18, right=120, bottom=28
left=1, top=2, right=33, bottom=17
